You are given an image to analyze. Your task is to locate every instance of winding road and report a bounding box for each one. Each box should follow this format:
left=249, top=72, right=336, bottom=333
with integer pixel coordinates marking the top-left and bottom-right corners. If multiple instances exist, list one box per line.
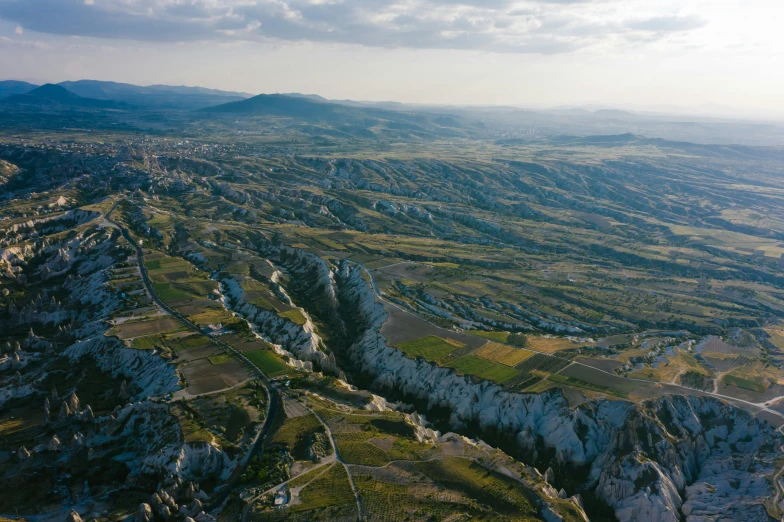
left=240, top=396, right=364, bottom=522
left=105, top=200, right=282, bottom=513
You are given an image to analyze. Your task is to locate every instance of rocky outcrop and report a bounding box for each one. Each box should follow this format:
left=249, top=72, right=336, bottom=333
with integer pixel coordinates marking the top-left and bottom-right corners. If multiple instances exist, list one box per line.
left=219, top=274, right=332, bottom=371
left=334, top=261, right=783, bottom=521
left=65, top=510, right=83, bottom=522
left=63, top=336, right=179, bottom=399
left=140, top=442, right=236, bottom=484
left=135, top=503, right=154, bottom=522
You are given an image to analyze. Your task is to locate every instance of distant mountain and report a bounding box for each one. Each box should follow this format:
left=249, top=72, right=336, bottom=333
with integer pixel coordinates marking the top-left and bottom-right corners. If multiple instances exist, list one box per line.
left=200, top=93, right=476, bottom=139
left=0, top=84, right=126, bottom=109
left=282, top=93, right=331, bottom=103
left=200, top=93, right=376, bottom=121
left=591, top=109, right=644, bottom=120
left=59, top=80, right=251, bottom=110
left=0, top=80, right=37, bottom=98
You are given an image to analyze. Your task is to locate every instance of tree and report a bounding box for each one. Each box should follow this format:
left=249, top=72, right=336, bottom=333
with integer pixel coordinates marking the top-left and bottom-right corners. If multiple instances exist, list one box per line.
left=508, top=332, right=528, bottom=348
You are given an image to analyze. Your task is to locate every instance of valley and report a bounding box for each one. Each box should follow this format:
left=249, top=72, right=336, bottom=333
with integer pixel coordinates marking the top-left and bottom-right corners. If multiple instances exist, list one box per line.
left=2, top=84, right=784, bottom=522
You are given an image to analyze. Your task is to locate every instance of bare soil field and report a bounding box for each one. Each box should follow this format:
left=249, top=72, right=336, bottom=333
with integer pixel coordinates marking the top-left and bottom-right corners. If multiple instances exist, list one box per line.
left=527, top=336, right=582, bottom=354
left=176, top=344, right=221, bottom=362
left=556, top=363, right=641, bottom=395
left=181, top=357, right=251, bottom=394
left=476, top=342, right=533, bottom=367
left=575, top=357, right=623, bottom=372
left=110, top=316, right=183, bottom=339
left=185, top=375, right=232, bottom=395
left=380, top=300, right=486, bottom=348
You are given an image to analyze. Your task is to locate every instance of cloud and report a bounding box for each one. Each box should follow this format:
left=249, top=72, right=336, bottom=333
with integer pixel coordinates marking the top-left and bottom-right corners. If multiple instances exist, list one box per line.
left=625, top=15, right=706, bottom=33
left=0, top=0, right=709, bottom=54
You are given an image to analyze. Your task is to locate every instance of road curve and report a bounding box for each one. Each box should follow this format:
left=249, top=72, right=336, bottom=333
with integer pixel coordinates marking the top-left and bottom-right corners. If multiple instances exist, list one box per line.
left=105, top=201, right=281, bottom=513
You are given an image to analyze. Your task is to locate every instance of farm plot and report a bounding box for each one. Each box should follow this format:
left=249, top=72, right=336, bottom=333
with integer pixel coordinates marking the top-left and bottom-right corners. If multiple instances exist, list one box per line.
left=702, top=352, right=753, bottom=372
left=291, top=463, right=358, bottom=516
left=312, top=403, right=429, bottom=467
left=721, top=374, right=765, bottom=393
left=467, top=330, right=511, bottom=343
left=181, top=357, right=252, bottom=395
left=552, top=363, right=640, bottom=398
left=330, top=422, right=423, bottom=467
left=278, top=308, right=307, bottom=325
left=443, top=355, right=521, bottom=384
left=208, top=353, right=234, bottom=365
left=221, top=333, right=274, bottom=353
left=394, top=335, right=467, bottom=362
left=173, top=343, right=220, bottom=362
left=109, top=315, right=184, bottom=339
left=495, top=353, right=574, bottom=391
left=475, top=342, right=533, bottom=367
left=575, top=357, right=623, bottom=373
left=698, top=336, right=759, bottom=356
left=173, top=383, right=265, bottom=444
left=526, top=336, right=581, bottom=354
left=380, top=301, right=487, bottom=348
left=246, top=349, right=290, bottom=377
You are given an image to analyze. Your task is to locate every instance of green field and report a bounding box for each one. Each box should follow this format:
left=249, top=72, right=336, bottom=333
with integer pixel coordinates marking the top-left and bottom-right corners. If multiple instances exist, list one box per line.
left=245, top=349, right=289, bottom=377
left=722, top=374, right=766, bottom=393
left=467, top=330, right=510, bottom=343
left=444, top=354, right=521, bottom=383
left=394, top=335, right=465, bottom=362
left=130, top=334, right=161, bottom=349
left=277, top=309, right=307, bottom=325
left=152, top=282, right=190, bottom=301
left=294, top=463, right=357, bottom=514
left=548, top=373, right=630, bottom=398
left=417, top=457, right=538, bottom=516
left=271, top=412, right=323, bottom=448
left=208, top=354, right=233, bottom=365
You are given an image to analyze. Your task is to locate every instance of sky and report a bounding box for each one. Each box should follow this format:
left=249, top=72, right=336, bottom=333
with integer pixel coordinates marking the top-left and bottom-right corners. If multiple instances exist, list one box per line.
left=0, top=0, right=783, bottom=118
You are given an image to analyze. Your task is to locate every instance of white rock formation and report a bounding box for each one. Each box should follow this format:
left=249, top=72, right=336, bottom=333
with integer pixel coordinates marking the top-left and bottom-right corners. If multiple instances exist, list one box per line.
left=64, top=336, right=179, bottom=399
left=333, top=261, right=783, bottom=522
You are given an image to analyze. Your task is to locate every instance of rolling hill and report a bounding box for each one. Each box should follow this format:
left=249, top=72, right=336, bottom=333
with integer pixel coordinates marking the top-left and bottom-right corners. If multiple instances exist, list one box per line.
left=59, top=79, right=251, bottom=110
left=199, top=93, right=476, bottom=138
left=0, top=80, right=37, bottom=98
left=0, top=83, right=126, bottom=109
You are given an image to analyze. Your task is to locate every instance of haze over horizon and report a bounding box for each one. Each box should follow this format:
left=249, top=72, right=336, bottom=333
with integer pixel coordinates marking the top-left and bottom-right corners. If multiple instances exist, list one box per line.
left=1, top=0, right=783, bottom=121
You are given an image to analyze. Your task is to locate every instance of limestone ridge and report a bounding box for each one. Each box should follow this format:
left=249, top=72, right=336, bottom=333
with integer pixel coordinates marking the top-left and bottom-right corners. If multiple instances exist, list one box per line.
left=333, top=261, right=782, bottom=521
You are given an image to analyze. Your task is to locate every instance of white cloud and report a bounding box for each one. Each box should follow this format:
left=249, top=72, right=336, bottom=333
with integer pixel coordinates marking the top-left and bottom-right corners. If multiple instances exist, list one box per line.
left=0, top=0, right=713, bottom=54
left=14, top=24, right=22, bottom=34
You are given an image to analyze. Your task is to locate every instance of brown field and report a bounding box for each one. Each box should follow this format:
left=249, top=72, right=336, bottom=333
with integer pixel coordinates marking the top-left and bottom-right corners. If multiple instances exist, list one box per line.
left=763, top=326, right=784, bottom=351
left=555, top=364, right=642, bottom=396
left=176, top=344, right=221, bottom=362
left=380, top=301, right=486, bottom=349
left=475, top=342, right=533, bottom=367
left=575, top=357, right=623, bottom=372
left=221, top=334, right=273, bottom=353
left=110, top=316, right=183, bottom=339
left=701, top=336, right=758, bottom=356
left=527, top=336, right=579, bottom=354
left=181, top=358, right=251, bottom=395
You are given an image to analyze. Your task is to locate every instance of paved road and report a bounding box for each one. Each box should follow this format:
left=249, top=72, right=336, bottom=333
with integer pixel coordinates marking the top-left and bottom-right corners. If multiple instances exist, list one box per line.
left=105, top=200, right=281, bottom=513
